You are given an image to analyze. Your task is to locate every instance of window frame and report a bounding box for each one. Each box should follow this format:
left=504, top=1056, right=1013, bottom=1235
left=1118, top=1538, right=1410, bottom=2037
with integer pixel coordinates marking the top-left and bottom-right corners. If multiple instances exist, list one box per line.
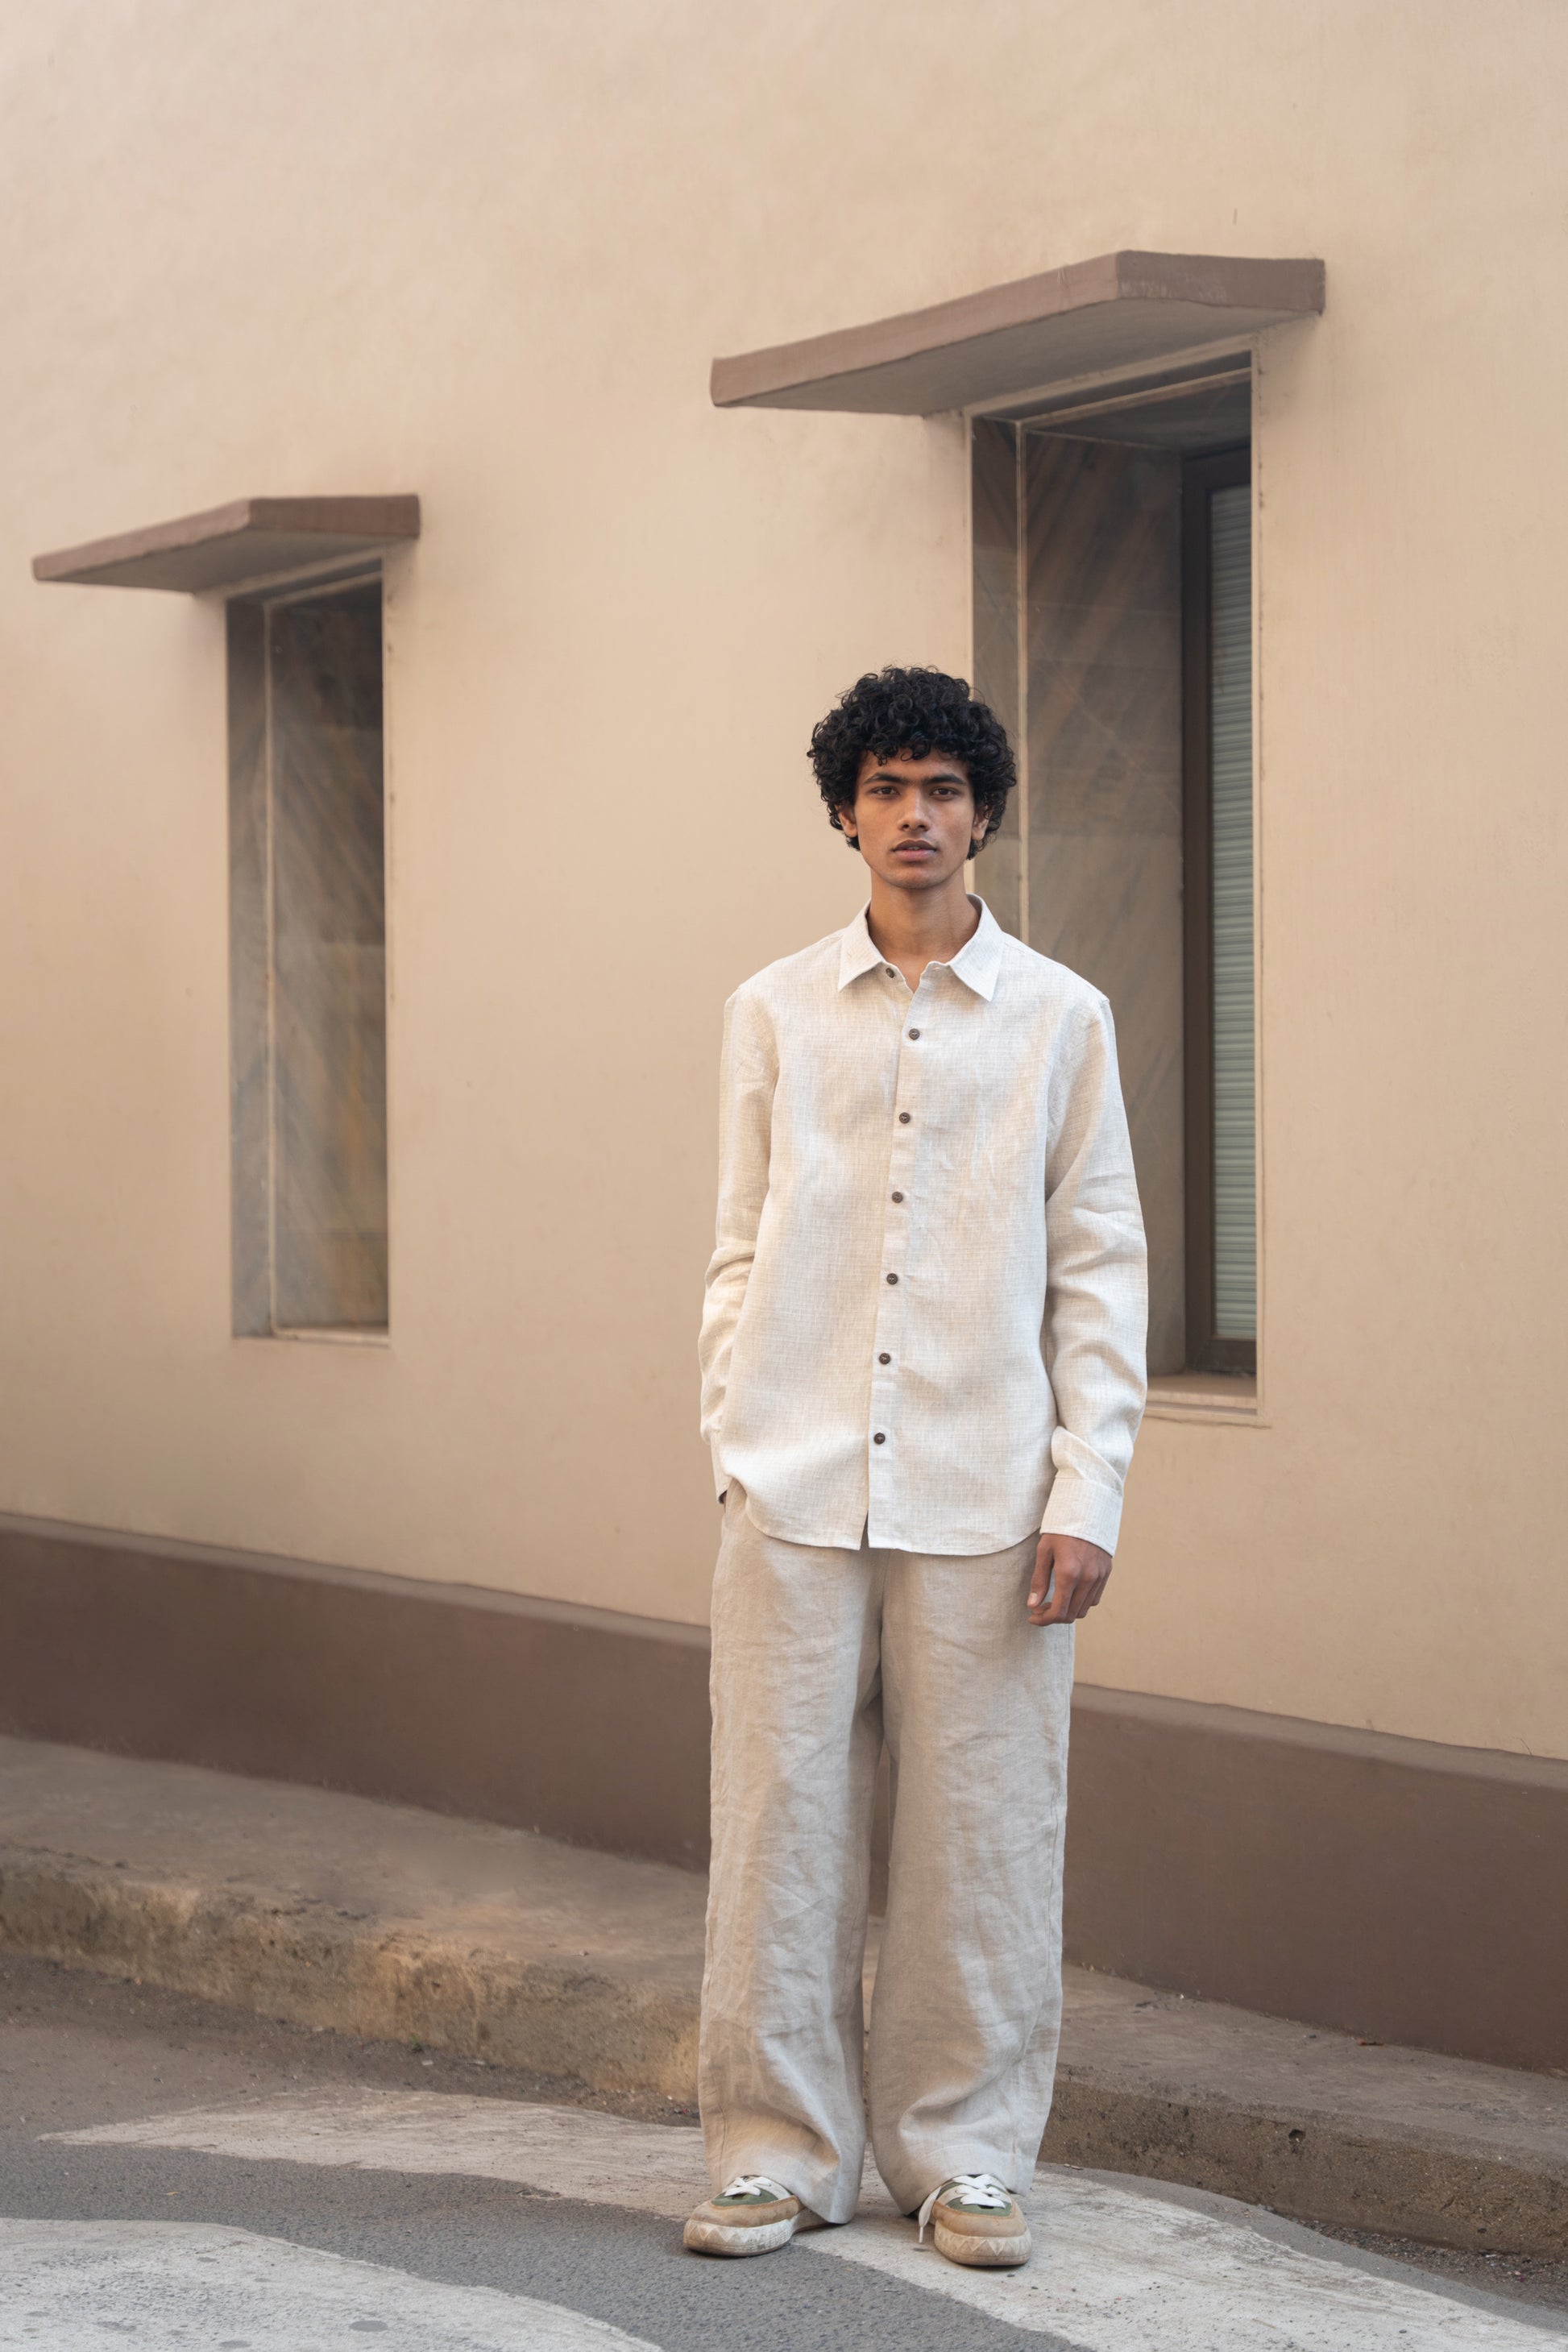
left=1181, top=444, right=1256, bottom=1376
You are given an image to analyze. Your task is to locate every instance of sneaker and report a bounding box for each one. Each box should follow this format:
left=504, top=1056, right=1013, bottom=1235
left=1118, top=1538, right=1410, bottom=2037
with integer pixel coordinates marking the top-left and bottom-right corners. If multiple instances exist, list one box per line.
left=684, top=2174, right=807, bottom=2256
left=917, top=2172, right=1031, bottom=2267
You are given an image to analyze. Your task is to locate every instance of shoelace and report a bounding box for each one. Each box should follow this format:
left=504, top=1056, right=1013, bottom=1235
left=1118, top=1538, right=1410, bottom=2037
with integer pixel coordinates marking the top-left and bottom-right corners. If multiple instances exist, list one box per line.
left=716, top=2174, right=791, bottom=2202
left=916, top=2171, right=1013, bottom=2242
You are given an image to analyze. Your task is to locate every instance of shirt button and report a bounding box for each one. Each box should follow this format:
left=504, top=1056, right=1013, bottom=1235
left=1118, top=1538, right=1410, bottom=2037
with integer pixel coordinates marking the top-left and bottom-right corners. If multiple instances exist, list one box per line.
left=886, top=966, right=896, bottom=977
left=873, top=1431, right=886, bottom=1444
left=878, top=1352, right=891, bottom=1365
left=886, top=1271, right=899, bottom=1284
left=908, top=1028, right=920, bottom=1040
left=890, top=1190, right=904, bottom=1203
left=898, top=1111, right=911, bottom=1124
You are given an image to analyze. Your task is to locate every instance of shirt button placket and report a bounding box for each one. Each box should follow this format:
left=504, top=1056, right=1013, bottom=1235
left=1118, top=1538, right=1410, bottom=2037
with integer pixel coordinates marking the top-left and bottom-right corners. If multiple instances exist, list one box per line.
left=869, top=982, right=924, bottom=1523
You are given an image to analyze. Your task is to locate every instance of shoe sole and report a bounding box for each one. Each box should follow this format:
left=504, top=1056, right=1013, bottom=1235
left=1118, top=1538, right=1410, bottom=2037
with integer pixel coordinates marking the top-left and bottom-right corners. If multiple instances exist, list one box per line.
left=683, top=2215, right=799, bottom=2257
left=932, top=2221, right=1032, bottom=2268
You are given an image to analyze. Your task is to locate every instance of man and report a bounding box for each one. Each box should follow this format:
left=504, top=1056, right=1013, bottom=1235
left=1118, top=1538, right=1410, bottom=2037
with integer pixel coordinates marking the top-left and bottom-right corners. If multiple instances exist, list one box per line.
left=687, top=666, right=1147, bottom=2268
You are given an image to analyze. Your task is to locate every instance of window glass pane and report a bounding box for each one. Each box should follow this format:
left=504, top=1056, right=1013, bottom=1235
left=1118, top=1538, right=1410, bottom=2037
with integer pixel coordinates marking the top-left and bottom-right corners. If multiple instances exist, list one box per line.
left=1209, top=484, right=1255, bottom=1340
left=267, top=583, right=388, bottom=1329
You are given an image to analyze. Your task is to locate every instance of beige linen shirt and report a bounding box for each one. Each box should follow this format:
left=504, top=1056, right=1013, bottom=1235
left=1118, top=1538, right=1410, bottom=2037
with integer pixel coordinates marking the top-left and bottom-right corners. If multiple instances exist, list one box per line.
left=699, top=898, right=1147, bottom=1558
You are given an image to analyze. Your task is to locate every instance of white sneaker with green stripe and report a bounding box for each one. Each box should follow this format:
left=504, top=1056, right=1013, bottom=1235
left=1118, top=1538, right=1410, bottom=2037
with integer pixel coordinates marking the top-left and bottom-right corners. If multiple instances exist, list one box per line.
left=917, top=2172, right=1031, bottom=2267
left=683, top=2173, right=812, bottom=2255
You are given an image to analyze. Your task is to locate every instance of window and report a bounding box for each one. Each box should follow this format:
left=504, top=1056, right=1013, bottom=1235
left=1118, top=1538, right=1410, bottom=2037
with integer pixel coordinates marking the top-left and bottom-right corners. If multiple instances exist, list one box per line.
left=229, top=573, right=388, bottom=1336
left=972, top=380, right=1257, bottom=1379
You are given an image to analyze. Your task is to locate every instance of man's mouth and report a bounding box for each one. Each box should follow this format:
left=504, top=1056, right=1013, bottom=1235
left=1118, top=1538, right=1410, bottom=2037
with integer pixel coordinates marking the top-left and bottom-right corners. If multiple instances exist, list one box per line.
left=893, top=841, right=936, bottom=856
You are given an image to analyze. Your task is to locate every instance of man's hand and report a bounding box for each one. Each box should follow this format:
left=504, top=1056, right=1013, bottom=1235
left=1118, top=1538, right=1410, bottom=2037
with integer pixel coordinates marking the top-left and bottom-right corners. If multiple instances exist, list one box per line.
left=1028, top=1533, right=1112, bottom=1625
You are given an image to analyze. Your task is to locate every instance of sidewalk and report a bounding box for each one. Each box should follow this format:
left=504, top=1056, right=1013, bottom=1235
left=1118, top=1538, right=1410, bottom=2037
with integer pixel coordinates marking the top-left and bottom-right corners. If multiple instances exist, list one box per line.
left=2, top=1732, right=1563, bottom=2257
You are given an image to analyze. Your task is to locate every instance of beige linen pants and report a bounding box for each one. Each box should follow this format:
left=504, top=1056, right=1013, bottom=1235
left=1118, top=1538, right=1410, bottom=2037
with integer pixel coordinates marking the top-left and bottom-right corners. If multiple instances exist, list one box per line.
left=699, top=1484, right=1073, bottom=2225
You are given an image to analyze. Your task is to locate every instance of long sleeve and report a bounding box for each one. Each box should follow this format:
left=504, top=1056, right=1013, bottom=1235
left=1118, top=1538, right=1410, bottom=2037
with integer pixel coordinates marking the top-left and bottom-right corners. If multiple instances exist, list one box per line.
left=1039, top=998, right=1148, bottom=1554
left=698, top=986, right=778, bottom=1495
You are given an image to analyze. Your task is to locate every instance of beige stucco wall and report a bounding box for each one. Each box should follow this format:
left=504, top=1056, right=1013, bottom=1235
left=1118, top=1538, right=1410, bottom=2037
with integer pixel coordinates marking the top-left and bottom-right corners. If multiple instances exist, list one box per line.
left=2, top=0, right=1564, bottom=1762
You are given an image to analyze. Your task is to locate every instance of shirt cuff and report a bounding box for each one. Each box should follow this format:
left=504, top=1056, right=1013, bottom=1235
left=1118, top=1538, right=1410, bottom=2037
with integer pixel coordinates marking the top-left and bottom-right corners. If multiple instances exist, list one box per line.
left=1040, top=1471, right=1123, bottom=1557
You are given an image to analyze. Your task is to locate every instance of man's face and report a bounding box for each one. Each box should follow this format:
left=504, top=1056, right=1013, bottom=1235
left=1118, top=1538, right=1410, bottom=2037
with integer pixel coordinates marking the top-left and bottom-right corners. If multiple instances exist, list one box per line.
left=842, top=749, right=985, bottom=889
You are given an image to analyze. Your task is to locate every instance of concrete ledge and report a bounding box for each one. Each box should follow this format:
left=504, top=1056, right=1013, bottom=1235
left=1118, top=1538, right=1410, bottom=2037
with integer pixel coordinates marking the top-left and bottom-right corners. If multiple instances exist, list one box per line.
left=1047, top=2069, right=1568, bottom=2262
left=0, top=1844, right=699, bottom=2100
left=2, top=1734, right=1566, bottom=2259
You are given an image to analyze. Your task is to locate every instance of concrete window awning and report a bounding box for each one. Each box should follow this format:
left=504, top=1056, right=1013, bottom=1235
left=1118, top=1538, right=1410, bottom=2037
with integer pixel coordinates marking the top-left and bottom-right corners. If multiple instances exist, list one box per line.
left=711, top=251, right=1324, bottom=417
left=33, top=495, right=421, bottom=594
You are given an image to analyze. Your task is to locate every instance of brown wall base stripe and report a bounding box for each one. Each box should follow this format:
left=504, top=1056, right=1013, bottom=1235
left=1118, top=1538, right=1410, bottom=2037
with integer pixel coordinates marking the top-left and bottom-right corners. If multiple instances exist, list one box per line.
left=0, top=1515, right=711, bottom=1868
left=1063, top=1687, right=1568, bottom=2074
left=2, top=1514, right=1564, bottom=2071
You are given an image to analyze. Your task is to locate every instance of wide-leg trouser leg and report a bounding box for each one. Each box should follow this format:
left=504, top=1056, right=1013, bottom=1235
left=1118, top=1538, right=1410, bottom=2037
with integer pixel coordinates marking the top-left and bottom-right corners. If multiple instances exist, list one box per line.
left=868, top=1537, right=1073, bottom=2213
left=698, top=1488, right=884, bottom=2225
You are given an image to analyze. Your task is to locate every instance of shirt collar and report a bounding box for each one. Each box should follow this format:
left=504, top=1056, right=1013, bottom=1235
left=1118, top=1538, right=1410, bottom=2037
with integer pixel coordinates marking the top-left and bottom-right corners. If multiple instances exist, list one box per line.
left=836, top=895, right=1005, bottom=1002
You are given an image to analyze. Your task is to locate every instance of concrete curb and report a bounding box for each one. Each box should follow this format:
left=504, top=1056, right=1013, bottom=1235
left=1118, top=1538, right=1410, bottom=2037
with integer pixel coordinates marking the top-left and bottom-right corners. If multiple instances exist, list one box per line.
left=1045, top=2078, right=1568, bottom=2263
left=0, top=1843, right=699, bottom=2101
left=4, top=1837, right=1565, bottom=2260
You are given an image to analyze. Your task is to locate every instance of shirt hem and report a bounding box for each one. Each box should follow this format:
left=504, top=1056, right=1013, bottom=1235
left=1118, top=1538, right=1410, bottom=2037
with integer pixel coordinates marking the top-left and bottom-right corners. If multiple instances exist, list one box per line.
left=743, top=1493, right=1045, bottom=1560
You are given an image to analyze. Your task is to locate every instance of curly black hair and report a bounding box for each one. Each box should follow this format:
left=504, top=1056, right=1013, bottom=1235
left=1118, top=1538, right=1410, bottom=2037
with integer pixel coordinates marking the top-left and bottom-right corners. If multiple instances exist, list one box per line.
left=808, top=666, right=1016, bottom=850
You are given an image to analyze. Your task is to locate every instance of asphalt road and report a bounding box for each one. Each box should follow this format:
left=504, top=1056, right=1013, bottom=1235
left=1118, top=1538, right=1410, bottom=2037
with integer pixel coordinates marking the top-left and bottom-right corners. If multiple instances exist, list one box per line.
left=2, top=1952, right=1565, bottom=2351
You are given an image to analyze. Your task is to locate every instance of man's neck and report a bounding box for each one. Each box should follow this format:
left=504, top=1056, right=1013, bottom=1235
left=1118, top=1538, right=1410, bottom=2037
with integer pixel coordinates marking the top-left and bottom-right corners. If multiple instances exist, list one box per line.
left=865, top=873, right=981, bottom=992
